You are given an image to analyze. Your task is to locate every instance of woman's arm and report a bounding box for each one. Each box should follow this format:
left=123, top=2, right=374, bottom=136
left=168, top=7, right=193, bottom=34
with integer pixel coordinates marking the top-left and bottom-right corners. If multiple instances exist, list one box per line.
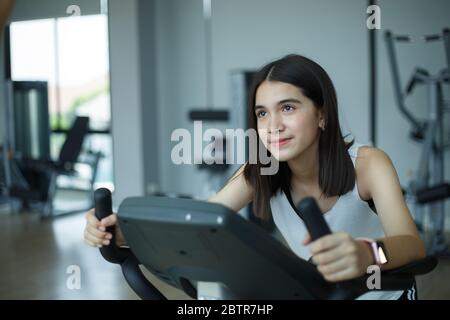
left=207, top=164, right=253, bottom=213
left=306, top=147, right=426, bottom=282
left=358, top=147, right=426, bottom=270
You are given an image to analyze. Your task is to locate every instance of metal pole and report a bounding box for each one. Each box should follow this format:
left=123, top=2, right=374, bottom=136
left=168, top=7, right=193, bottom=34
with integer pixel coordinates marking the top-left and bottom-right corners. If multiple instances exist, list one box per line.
left=384, top=31, right=422, bottom=131
left=431, top=79, right=446, bottom=254
left=368, top=0, right=377, bottom=146
left=203, top=0, right=213, bottom=108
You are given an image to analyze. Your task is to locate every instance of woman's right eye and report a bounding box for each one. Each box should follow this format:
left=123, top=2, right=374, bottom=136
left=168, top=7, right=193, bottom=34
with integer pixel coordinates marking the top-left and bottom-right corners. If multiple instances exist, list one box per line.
left=256, top=111, right=267, bottom=118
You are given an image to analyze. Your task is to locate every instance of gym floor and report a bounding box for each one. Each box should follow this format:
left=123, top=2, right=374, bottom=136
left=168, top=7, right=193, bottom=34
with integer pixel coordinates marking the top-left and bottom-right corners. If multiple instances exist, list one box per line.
left=0, top=206, right=190, bottom=300
left=1, top=196, right=449, bottom=300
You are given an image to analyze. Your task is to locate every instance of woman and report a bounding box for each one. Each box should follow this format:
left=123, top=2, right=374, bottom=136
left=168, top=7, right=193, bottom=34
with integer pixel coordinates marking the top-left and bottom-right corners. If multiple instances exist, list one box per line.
left=84, top=54, right=425, bottom=300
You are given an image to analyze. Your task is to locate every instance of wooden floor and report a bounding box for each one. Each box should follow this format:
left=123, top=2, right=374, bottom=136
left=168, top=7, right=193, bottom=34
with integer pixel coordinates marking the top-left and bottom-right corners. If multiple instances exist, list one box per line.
left=0, top=208, right=189, bottom=300
left=0, top=206, right=449, bottom=300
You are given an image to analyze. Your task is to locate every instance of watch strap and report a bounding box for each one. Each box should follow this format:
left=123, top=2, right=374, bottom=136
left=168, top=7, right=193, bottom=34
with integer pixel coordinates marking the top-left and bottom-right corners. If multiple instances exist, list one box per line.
left=356, top=237, right=383, bottom=266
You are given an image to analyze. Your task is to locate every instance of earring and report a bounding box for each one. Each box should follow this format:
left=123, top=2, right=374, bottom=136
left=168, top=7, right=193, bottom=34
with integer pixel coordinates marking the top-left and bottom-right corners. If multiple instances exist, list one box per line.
left=319, top=122, right=325, bottom=131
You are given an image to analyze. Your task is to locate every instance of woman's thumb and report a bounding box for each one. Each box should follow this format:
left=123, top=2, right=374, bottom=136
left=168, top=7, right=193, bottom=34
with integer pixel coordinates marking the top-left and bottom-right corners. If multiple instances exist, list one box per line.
left=302, top=232, right=311, bottom=245
left=100, top=214, right=116, bottom=227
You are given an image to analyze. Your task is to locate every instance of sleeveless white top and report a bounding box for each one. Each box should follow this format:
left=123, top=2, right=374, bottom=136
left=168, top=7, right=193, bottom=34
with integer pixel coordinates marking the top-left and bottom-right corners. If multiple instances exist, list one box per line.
left=269, top=143, right=404, bottom=300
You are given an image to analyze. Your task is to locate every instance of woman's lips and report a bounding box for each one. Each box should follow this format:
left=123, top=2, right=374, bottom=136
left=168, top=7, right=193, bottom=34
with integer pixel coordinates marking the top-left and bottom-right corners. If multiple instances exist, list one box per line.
left=270, top=138, right=292, bottom=147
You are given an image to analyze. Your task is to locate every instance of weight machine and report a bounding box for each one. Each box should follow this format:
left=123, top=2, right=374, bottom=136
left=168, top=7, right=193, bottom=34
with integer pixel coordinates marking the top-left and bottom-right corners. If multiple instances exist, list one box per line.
left=385, top=28, right=450, bottom=255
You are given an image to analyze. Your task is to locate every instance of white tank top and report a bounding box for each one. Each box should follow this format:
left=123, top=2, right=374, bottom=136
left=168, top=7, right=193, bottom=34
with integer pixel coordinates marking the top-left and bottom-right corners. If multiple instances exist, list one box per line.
left=269, top=143, right=404, bottom=300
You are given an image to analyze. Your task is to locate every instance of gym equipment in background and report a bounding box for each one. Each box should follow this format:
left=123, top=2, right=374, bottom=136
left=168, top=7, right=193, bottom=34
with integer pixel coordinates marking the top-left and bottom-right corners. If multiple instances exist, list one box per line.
left=12, top=116, right=102, bottom=218
left=12, top=81, right=51, bottom=161
left=1, top=81, right=51, bottom=213
left=93, top=188, right=437, bottom=300
left=188, top=109, right=231, bottom=200
left=2, top=113, right=102, bottom=218
left=385, top=28, right=450, bottom=256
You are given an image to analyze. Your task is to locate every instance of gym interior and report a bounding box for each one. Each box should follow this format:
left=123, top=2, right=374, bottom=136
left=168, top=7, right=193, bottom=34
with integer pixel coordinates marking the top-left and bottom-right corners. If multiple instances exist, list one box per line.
left=0, top=0, right=449, bottom=300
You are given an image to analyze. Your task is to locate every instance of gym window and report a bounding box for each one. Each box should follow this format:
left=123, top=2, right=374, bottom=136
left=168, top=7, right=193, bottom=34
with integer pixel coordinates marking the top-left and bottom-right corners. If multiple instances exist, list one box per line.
left=9, top=14, right=114, bottom=190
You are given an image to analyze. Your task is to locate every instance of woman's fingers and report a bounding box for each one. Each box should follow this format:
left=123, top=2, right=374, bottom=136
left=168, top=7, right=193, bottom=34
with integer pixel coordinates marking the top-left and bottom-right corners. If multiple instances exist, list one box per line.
left=308, top=232, right=367, bottom=282
left=85, top=209, right=100, bottom=227
left=302, top=232, right=311, bottom=245
left=100, top=214, right=117, bottom=228
left=84, top=229, right=108, bottom=247
left=316, top=255, right=350, bottom=278
left=86, top=223, right=112, bottom=240
left=309, top=232, right=350, bottom=254
left=311, top=244, right=346, bottom=265
left=84, top=209, right=115, bottom=247
left=320, top=263, right=358, bottom=282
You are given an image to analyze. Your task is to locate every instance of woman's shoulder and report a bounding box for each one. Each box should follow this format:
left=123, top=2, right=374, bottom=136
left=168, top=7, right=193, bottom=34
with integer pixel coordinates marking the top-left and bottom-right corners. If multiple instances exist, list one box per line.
left=354, top=145, right=395, bottom=199
left=355, top=145, right=392, bottom=166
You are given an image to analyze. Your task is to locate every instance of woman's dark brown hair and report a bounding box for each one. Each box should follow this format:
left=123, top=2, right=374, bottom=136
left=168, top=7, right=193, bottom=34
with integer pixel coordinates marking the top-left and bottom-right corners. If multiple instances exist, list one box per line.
left=243, top=54, right=355, bottom=220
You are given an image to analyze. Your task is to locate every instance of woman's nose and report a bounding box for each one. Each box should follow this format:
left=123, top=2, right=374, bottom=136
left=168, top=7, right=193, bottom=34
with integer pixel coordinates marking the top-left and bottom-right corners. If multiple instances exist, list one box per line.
left=269, top=115, right=284, bottom=133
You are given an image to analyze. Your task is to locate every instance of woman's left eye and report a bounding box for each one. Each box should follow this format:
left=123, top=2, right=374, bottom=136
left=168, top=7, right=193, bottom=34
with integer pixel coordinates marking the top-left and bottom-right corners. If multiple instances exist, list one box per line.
left=282, top=105, right=295, bottom=112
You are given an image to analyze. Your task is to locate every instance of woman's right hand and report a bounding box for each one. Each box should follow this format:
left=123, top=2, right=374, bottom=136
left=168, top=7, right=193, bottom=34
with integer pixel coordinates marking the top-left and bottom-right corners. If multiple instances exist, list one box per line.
left=83, top=208, right=126, bottom=248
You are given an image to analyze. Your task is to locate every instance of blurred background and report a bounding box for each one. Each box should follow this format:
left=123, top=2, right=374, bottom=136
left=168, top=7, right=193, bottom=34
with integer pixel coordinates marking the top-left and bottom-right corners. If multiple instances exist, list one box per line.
left=0, top=0, right=449, bottom=299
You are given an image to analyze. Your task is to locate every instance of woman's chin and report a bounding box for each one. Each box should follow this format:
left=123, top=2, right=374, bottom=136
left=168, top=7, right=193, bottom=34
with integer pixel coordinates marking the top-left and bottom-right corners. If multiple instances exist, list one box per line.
left=269, top=149, right=296, bottom=162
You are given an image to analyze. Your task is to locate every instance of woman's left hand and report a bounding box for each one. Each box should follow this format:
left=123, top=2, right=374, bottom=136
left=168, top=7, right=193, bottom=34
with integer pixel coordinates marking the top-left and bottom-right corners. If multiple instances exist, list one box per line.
left=303, top=232, right=375, bottom=282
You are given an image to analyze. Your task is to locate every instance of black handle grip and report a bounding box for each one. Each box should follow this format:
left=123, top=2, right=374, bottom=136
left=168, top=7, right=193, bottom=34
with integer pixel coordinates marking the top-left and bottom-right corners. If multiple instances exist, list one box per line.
left=94, top=188, right=129, bottom=264
left=94, top=188, right=114, bottom=234
left=296, top=197, right=332, bottom=241
left=93, top=189, right=165, bottom=299
left=296, top=197, right=358, bottom=299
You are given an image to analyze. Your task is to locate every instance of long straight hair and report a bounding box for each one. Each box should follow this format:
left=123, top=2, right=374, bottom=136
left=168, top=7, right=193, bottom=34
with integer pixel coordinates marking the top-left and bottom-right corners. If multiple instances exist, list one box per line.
left=243, top=54, right=355, bottom=220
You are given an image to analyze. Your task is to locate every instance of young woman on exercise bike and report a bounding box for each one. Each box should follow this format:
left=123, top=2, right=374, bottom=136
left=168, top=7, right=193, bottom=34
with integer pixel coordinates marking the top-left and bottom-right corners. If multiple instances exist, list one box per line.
left=84, top=54, right=425, bottom=300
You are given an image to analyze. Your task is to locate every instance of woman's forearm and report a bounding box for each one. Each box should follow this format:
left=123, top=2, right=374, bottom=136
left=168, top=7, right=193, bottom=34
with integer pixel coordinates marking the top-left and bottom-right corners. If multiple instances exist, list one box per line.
left=378, top=234, right=426, bottom=271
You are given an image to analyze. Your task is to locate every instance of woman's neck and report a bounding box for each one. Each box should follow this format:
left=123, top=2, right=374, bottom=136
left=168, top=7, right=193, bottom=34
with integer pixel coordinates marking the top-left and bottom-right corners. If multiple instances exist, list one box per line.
left=287, top=139, right=320, bottom=188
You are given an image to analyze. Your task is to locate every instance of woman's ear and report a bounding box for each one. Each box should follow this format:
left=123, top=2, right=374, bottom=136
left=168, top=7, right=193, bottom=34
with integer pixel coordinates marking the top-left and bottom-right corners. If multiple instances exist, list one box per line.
left=318, top=111, right=326, bottom=130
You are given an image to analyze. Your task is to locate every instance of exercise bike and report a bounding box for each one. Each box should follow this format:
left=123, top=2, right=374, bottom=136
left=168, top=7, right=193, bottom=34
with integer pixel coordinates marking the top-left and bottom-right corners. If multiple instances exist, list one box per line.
left=93, top=188, right=437, bottom=300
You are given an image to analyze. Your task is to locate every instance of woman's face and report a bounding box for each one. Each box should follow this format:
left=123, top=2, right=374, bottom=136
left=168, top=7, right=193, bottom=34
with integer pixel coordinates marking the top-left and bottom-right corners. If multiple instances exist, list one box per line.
left=254, top=80, right=323, bottom=162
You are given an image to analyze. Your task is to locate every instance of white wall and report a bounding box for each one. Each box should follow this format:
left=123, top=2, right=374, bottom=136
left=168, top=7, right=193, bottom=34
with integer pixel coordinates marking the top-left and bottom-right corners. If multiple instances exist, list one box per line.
left=138, top=0, right=160, bottom=196
left=155, top=0, right=370, bottom=196
left=108, top=0, right=146, bottom=205
left=155, top=0, right=210, bottom=195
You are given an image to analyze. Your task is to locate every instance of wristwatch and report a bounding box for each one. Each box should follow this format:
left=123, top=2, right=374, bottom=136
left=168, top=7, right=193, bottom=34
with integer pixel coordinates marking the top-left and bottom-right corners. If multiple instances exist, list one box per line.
left=358, top=238, right=388, bottom=266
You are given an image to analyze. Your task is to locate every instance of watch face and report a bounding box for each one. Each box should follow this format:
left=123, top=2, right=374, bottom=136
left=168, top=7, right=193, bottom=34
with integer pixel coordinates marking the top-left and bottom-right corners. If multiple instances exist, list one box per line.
left=377, top=241, right=388, bottom=264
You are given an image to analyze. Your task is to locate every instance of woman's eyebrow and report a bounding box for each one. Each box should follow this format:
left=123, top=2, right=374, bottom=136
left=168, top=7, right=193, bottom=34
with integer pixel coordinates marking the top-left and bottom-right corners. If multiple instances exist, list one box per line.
left=254, top=98, right=301, bottom=110
left=277, top=98, right=301, bottom=105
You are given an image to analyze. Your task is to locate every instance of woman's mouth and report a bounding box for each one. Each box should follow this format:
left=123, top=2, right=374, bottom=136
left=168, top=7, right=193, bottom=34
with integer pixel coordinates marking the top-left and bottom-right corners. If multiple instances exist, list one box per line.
left=270, top=138, right=292, bottom=148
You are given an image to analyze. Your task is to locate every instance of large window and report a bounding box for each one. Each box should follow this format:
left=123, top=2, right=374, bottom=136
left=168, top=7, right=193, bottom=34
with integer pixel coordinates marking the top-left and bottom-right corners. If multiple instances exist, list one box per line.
left=10, top=14, right=114, bottom=190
